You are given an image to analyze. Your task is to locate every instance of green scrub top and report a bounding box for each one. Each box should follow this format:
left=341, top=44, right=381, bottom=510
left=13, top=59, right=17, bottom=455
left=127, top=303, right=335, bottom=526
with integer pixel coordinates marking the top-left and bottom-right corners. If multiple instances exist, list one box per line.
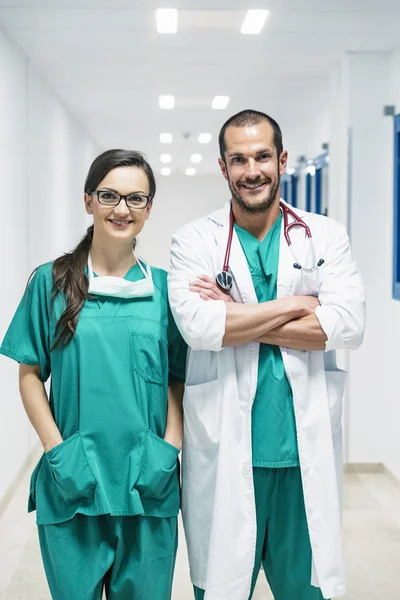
left=234, top=214, right=299, bottom=468
left=0, top=261, right=187, bottom=524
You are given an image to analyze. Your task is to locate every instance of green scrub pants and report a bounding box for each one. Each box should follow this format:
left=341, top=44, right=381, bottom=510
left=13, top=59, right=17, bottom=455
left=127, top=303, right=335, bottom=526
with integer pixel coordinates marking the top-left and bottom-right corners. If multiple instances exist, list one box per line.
left=195, top=468, right=327, bottom=600
left=38, top=514, right=177, bottom=600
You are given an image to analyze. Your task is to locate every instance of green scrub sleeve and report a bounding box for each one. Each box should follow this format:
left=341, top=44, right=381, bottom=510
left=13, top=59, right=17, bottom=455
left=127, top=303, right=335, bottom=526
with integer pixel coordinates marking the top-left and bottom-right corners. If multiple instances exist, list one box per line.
left=0, top=267, right=51, bottom=382
left=167, top=305, right=187, bottom=384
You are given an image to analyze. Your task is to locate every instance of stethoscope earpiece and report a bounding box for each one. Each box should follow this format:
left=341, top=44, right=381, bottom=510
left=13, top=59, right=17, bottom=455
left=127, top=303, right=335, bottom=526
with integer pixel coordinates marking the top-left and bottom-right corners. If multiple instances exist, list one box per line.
left=293, top=263, right=302, bottom=270
left=317, top=259, right=325, bottom=267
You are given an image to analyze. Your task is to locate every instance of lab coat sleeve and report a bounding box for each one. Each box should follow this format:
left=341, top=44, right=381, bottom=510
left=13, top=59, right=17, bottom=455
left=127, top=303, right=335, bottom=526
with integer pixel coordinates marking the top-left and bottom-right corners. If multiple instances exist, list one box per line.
left=314, top=222, right=366, bottom=352
left=168, top=222, right=227, bottom=352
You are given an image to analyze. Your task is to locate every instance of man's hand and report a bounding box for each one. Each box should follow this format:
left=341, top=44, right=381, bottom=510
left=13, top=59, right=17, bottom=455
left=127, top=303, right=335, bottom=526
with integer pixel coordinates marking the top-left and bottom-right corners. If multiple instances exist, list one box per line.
left=295, top=295, right=320, bottom=317
left=189, top=274, right=322, bottom=347
left=190, top=275, right=234, bottom=303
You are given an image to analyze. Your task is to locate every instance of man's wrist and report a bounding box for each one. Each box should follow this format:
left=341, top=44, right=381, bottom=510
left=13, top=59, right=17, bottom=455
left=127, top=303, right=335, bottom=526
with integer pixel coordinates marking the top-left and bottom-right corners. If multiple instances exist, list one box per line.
left=285, top=296, right=304, bottom=319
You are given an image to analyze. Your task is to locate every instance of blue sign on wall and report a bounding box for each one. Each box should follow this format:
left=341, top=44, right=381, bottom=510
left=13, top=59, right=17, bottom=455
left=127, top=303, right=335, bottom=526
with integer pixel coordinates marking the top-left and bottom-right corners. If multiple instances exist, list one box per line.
left=394, top=115, right=400, bottom=300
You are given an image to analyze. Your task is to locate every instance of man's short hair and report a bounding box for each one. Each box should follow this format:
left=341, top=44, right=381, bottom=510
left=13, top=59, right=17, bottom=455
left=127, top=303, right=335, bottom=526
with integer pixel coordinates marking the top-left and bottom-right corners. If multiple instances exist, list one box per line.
left=219, top=109, right=283, bottom=161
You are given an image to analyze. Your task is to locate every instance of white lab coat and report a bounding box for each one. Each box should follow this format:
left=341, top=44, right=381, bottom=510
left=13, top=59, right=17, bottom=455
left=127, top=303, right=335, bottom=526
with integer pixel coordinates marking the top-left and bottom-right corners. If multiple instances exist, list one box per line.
left=168, top=200, right=366, bottom=600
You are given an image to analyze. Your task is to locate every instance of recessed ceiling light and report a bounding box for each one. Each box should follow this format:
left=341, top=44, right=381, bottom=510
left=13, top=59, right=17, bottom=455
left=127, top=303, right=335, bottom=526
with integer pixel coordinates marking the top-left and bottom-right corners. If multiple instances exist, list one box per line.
left=161, top=154, right=172, bottom=163
left=161, top=167, right=172, bottom=176
left=212, top=96, right=230, bottom=110
left=191, top=154, right=202, bottom=164
left=186, top=167, right=196, bottom=176
left=160, top=133, right=173, bottom=143
left=241, top=10, right=270, bottom=35
left=157, top=9, right=178, bottom=34
left=198, top=133, right=212, bottom=144
left=159, top=95, right=175, bottom=109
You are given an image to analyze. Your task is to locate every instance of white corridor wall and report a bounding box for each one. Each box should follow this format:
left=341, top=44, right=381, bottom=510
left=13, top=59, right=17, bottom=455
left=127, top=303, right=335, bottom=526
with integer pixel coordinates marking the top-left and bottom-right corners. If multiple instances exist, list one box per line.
left=0, top=29, right=97, bottom=505
left=328, top=51, right=400, bottom=480
left=384, top=49, right=400, bottom=481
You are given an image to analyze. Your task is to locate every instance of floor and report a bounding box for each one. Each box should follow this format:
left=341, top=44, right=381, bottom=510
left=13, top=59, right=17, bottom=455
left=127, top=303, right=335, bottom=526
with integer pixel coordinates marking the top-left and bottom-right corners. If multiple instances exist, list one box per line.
left=1, top=454, right=400, bottom=599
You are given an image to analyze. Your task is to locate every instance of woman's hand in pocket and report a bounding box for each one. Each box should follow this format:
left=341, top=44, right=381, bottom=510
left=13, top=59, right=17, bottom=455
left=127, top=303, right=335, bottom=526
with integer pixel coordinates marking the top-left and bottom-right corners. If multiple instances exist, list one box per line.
left=43, top=435, right=63, bottom=453
left=164, top=432, right=182, bottom=452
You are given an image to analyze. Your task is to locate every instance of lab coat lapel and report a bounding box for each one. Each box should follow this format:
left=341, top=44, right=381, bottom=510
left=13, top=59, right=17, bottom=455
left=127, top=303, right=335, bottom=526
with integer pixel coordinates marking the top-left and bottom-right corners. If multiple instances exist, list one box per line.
left=229, top=230, right=258, bottom=304
left=277, top=212, right=295, bottom=299
left=213, top=204, right=257, bottom=305
left=277, top=201, right=309, bottom=298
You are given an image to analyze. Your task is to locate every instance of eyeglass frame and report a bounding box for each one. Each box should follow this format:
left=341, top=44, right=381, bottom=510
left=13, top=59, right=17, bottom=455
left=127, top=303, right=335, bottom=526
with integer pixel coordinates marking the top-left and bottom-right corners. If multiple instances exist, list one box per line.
left=91, top=190, right=152, bottom=210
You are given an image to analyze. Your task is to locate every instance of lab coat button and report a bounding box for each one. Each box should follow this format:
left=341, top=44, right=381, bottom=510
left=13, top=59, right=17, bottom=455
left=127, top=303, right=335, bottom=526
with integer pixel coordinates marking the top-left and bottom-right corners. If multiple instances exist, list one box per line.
left=242, top=463, right=250, bottom=475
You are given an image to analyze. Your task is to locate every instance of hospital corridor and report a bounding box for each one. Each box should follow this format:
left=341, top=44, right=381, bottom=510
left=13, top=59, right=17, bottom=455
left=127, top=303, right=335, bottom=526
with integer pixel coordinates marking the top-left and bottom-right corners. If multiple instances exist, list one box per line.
left=1, top=1, right=400, bottom=599
left=1, top=461, right=400, bottom=599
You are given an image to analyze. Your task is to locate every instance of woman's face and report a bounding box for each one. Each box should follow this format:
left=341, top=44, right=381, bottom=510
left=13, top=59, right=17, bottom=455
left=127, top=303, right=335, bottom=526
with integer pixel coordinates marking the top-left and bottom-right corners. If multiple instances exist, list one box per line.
left=84, top=166, right=152, bottom=243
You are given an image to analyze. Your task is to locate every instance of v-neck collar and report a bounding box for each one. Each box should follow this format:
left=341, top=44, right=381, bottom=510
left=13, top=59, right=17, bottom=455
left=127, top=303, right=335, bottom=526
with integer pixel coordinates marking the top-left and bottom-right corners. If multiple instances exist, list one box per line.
left=234, top=214, right=282, bottom=279
left=91, top=263, right=141, bottom=280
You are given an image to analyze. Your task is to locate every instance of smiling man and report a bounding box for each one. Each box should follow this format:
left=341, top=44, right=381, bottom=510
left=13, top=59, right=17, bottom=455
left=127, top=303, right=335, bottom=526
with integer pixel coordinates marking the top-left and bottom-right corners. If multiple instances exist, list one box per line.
left=168, top=110, right=366, bottom=600
left=219, top=114, right=281, bottom=216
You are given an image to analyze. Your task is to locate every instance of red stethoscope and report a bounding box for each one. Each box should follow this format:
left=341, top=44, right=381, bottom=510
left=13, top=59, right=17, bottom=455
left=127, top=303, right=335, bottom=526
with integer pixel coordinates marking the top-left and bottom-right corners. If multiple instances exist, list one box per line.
left=216, top=201, right=325, bottom=291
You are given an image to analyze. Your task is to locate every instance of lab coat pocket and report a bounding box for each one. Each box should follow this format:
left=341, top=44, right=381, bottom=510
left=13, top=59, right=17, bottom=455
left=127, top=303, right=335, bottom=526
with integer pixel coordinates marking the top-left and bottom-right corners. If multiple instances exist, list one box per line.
left=325, top=369, right=347, bottom=435
left=130, top=332, right=167, bottom=385
left=136, top=430, right=179, bottom=499
left=46, top=431, right=97, bottom=505
left=299, top=271, right=320, bottom=296
left=183, top=379, right=221, bottom=450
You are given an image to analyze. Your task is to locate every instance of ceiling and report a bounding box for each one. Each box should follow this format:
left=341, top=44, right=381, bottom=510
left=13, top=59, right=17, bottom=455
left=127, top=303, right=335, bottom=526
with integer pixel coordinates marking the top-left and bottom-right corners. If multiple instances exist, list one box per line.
left=1, top=0, right=400, bottom=175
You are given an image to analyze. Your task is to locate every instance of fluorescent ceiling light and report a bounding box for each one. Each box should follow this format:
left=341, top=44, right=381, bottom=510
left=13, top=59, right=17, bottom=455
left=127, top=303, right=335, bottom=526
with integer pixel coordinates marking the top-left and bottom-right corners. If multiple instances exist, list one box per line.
left=191, top=154, right=202, bottom=164
left=161, top=167, right=172, bottom=176
left=157, top=9, right=178, bottom=34
left=287, top=168, right=296, bottom=175
left=241, top=10, right=270, bottom=35
left=161, top=154, right=172, bottom=163
left=159, top=95, right=175, bottom=109
left=160, top=133, right=173, bottom=143
left=212, top=96, right=230, bottom=110
left=186, top=167, right=196, bottom=176
left=198, top=133, right=212, bottom=144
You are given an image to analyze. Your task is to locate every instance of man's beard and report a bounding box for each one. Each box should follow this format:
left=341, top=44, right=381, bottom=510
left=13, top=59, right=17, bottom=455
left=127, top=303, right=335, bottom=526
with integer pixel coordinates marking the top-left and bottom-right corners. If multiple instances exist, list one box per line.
left=229, top=171, right=280, bottom=215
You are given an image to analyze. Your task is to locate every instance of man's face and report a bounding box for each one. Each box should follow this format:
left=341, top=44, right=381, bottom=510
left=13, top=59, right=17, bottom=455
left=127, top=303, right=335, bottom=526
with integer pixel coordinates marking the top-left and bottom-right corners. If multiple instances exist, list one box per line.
left=218, top=121, right=287, bottom=214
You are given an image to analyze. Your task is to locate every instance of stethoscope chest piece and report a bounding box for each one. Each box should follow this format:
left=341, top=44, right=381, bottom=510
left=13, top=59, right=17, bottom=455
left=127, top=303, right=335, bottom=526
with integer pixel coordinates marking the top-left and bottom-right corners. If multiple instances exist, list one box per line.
left=216, top=270, right=233, bottom=291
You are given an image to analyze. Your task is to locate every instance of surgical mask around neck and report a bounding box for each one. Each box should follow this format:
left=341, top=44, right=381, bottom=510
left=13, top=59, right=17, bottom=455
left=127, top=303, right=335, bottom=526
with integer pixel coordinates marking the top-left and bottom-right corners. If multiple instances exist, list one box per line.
left=87, top=251, right=154, bottom=299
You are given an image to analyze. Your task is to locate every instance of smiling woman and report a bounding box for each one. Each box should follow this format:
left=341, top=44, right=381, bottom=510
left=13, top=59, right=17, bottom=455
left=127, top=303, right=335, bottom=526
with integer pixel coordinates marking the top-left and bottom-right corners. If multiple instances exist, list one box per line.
left=0, top=149, right=187, bottom=600
left=49, top=149, right=157, bottom=346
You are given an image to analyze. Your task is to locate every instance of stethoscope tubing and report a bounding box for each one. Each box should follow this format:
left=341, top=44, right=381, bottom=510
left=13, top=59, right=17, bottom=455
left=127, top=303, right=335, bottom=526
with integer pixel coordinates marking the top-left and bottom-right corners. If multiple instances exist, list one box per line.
left=217, top=201, right=324, bottom=290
